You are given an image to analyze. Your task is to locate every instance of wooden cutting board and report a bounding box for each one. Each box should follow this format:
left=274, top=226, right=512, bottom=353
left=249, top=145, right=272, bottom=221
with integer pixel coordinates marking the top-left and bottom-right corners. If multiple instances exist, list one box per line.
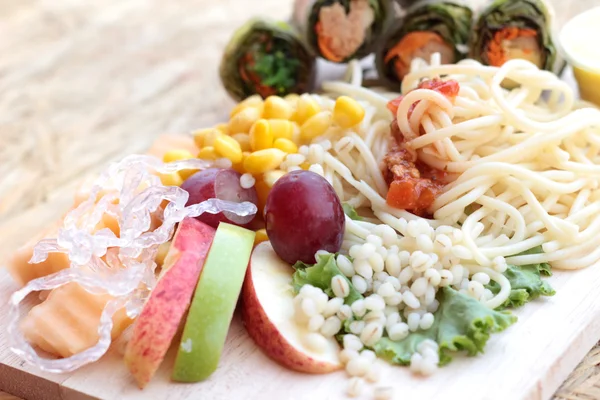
left=1, top=255, right=600, bottom=400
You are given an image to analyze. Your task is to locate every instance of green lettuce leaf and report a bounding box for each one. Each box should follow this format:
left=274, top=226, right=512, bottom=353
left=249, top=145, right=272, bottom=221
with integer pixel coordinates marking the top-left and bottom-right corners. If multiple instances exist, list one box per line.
left=486, top=246, right=555, bottom=309
left=342, top=203, right=363, bottom=221
left=374, top=287, right=516, bottom=366
left=292, top=253, right=363, bottom=304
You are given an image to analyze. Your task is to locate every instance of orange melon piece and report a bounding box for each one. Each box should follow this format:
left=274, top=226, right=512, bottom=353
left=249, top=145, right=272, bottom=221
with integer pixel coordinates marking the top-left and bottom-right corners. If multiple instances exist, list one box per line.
left=20, top=282, right=133, bottom=358
left=7, top=218, right=70, bottom=287
left=146, top=134, right=198, bottom=159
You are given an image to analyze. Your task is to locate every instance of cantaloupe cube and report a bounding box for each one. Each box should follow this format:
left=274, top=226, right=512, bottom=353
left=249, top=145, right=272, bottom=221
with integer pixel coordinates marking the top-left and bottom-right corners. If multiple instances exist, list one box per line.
left=146, top=134, right=198, bottom=159
left=20, top=282, right=133, bottom=358
left=6, top=219, right=70, bottom=287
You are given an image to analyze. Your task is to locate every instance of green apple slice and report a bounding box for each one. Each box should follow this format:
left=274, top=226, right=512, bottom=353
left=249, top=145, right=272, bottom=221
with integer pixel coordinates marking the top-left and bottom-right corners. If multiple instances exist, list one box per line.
left=172, top=222, right=255, bottom=382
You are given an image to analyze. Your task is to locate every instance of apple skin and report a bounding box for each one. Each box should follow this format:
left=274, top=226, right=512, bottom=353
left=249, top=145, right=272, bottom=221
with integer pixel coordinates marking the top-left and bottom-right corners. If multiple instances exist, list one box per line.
left=124, top=217, right=215, bottom=388
left=241, top=242, right=342, bottom=374
left=172, top=223, right=255, bottom=382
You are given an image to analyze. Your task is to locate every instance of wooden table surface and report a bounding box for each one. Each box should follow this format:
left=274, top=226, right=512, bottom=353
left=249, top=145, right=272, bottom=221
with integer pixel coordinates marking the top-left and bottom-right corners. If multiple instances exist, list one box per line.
left=0, top=0, right=599, bottom=399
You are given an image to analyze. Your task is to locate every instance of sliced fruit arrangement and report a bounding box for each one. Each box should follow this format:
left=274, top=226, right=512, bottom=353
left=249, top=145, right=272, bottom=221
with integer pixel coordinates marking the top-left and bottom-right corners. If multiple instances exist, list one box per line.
left=124, top=218, right=216, bottom=388
left=173, top=223, right=255, bottom=382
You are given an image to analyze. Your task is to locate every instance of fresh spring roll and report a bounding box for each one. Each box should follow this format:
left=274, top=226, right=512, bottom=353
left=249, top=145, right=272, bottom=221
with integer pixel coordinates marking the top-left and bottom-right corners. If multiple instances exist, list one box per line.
left=293, top=0, right=393, bottom=63
left=471, top=0, right=559, bottom=71
left=219, top=19, right=316, bottom=101
left=393, top=0, right=419, bottom=9
left=376, top=0, right=473, bottom=87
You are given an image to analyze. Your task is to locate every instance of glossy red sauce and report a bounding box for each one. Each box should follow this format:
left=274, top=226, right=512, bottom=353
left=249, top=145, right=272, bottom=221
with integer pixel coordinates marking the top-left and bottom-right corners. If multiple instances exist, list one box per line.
left=383, top=79, right=459, bottom=216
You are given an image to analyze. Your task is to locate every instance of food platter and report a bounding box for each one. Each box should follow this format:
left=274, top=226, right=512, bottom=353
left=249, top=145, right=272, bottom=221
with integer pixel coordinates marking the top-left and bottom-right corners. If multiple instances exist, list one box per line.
left=2, top=0, right=600, bottom=399
left=1, top=65, right=599, bottom=400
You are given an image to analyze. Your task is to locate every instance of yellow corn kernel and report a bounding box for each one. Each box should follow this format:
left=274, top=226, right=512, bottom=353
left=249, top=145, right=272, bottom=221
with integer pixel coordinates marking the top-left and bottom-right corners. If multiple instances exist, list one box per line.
left=334, top=96, right=365, bottom=129
left=254, top=229, right=269, bottom=246
left=273, top=138, right=298, bottom=154
left=159, top=172, right=184, bottom=187
left=254, top=177, right=270, bottom=216
left=263, top=169, right=286, bottom=187
left=214, top=134, right=243, bottom=164
left=203, top=129, right=223, bottom=147
left=268, top=119, right=294, bottom=140
left=263, top=96, right=293, bottom=120
left=300, top=111, right=332, bottom=142
left=231, top=133, right=252, bottom=152
left=163, top=149, right=195, bottom=164
left=179, top=169, right=198, bottom=181
left=249, top=119, right=274, bottom=151
left=192, top=128, right=219, bottom=149
left=229, top=106, right=261, bottom=134
left=244, top=149, right=287, bottom=174
left=295, top=94, right=321, bottom=125
left=284, top=93, right=300, bottom=106
left=300, top=162, right=310, bottom=170
left=230, top=95, right=264, bottom=118
left=216, top=123, right=229, bottom=134
left=232, top=151, right=251, bottom=174
left=192, top=128, right=215, bottom=148
left=197, top=146, right=218, bottom=160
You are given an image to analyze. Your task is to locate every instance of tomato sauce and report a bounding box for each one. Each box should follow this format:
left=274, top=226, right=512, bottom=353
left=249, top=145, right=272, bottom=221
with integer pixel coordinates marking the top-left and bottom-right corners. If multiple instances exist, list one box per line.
left=383, top=79, right=459, bottom=216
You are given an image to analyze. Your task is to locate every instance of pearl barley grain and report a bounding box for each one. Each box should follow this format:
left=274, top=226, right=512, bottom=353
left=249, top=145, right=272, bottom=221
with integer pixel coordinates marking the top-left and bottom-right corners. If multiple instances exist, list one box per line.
left=352, top=275, right=368, bottom=294
left=377, top=282, right=396, bottom=297
left=385, top=292, right=403, bottom=306
left=365, top=294, right=386, bottom=311
left=403, top=291, right=420, bottom=309
left=369, top=253, right=385, bottom=273
left=346, top=357, right=371, bottom=377
left=374, top=387, right=394, bottom=400
left=304, top=333, right=328, bottom=353
left=332, top=275, right=350, bottom=298
left=360, top=322, right=384, bottom=346
left=367, top=234, right=383, bottom=247
left=472, top=272, right=491, bottom=285
left=343, top=334, right=364, bottom=351
left=338, top=304, right=353, bottom=321
left=350, top=320, right=366, bottom=335
left=351, top=299, right=367, bottom=317
left=323, top=298, right=344, bottom=317
left=337, top=254, right=355, bottom=277
left=240, top=173, right=256, bottom=189
left=410, top=277, right=428, bottom=297
left=340, top=349, right=359, bottom=364
left=308, top=314, right=325, bottom=331
left=355, top=259, right=374, bottom=280
left=347, top=377, right=365, bottom=397
left=407, top=313, right=421, bottom=332
left=301, top=298, right=318, bottom=317
left=388, top=322, right=409, bottom=341
left=419, top=313, right=435, bottom=330
left=385, top=253, right=401, bottom=276
left=321, top=316, right=342, bottom=337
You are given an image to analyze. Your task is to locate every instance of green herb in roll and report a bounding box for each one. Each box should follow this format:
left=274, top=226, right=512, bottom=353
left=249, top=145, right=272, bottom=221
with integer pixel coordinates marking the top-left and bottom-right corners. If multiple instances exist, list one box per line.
left=219, top=19, right=316, bottom=101
left=471, top=0, right=558, bottom=71
left=376, top=0, right=473, bottom=86
left=293, top=0, right=393, bottom=63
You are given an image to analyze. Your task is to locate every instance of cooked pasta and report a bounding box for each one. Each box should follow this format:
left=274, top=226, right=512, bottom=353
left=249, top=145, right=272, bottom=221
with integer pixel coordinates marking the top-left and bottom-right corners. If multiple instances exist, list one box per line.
left=315, top=57, right=600, bottom=272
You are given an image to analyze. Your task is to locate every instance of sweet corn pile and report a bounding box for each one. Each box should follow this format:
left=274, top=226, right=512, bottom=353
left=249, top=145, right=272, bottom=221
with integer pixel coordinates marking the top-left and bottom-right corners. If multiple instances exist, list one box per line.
left=160, top=93, right=366, bottom=218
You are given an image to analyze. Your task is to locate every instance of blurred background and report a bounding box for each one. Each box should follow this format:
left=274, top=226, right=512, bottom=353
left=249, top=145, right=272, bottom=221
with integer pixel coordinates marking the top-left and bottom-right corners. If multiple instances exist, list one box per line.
left=0, top=0, right=596, bottom=246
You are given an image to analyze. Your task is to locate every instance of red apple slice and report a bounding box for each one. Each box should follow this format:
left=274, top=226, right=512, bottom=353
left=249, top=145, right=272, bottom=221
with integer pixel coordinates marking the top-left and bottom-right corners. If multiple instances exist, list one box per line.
left=241, top=242, right=342, bottom=374
left=124, top=217, right=215, bottom=388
